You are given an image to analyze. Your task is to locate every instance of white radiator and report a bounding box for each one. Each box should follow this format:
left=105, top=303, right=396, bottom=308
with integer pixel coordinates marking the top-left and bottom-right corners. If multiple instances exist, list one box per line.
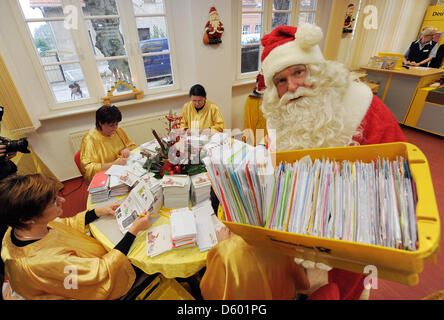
left=68, top=113, right=168, bottom=154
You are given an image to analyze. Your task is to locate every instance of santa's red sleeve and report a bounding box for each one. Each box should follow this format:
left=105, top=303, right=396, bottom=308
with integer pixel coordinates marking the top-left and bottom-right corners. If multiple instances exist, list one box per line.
left=354, top=95, right=406, bottom=145
left=309, top=95, right=406, bottom=300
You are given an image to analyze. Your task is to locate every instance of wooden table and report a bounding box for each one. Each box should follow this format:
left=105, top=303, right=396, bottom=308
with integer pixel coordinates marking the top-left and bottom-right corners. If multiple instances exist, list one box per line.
left=361, top=66, right=443, bottom=123
left=87, top=196, right=207, bottom=279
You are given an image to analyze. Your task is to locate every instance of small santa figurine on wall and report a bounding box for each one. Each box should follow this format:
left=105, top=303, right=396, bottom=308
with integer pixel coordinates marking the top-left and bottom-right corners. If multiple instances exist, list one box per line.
left=203, top=7, right=224, bottom=45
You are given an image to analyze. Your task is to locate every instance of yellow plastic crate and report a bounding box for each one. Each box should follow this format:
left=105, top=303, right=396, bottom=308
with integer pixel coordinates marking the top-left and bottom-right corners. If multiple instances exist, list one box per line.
left=217, top=142, right=440, bottom=286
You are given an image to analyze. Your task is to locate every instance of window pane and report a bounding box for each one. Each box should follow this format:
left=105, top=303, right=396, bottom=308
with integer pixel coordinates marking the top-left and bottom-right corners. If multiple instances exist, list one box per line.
left=29, top=21, right=78, bottom=63
left=136, top=17, right=168, bottom=42
left=86, top=18, right=126, bottom=58
left=300, top=0, right=317, bottom=11
left=272, top=12, right=290, bottom=30
left=242, top=0, right=263, bottom=12
left=98, top=58, right=134, bottom=94
left=143, top=54, right=173, bottom=88
left=241, top=11, right=261, bottom=74
left=241, top=45, right=260, bottom=73
left=44, top=63, right=89, bottom=102
left=298, top=12, right=316, bottom=26
left=132, top=0, right=165, bottom=15
left=241, top=13, right=262, bottom=37
left=273, top=0, right=292, bottom=11
left=82, top=0, right=118, bottom=16
left=19, top=0, right=64, bottom=19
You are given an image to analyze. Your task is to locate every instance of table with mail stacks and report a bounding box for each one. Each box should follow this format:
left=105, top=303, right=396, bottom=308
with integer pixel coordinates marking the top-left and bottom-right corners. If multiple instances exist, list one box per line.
left=87, top=133, right=228, bottom=279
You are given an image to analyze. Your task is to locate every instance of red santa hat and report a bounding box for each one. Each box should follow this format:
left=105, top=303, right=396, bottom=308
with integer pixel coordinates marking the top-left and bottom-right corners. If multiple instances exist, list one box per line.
left=209, top=7, right=217, bottom=15
left=260, top=24, right=325, bottom=87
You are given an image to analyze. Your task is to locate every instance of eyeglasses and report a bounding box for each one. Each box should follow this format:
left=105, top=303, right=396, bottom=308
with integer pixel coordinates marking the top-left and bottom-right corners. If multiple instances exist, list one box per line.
left=48, top=196, right=59, bottom=208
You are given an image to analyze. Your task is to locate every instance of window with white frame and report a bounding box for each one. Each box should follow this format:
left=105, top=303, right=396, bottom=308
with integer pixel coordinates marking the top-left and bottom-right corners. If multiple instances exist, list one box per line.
left=240, top=0, right=318, bottom=75
left=298, top=0, right=317, bottom=26
left=14, top=0, right=176, bottom=110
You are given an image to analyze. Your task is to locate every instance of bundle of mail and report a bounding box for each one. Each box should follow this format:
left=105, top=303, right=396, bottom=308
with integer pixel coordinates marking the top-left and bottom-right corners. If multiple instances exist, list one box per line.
left=88, top=170, right=110, bottom=203
left=161, top=174, right=190, bottom=209
left=146, top=200, right=217, bottom=257
left=190, top=172, right=212, bottom=205
left=202, top=140, right=419, bottom=251
left=140, top=138, right=167, bottom=155
left=105, top=152, right=149, bottom=189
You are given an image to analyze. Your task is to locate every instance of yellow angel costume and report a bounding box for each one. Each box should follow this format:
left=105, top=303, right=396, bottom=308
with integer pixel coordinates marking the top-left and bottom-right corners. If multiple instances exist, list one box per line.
left=80, top=128, right=136, bottom=184
left=243, top=96, right=268, bottom=145
left=199, top=235, right=309, bottom=299
left=181, top=100, right=225, bottom=133
left=1, top=211, right=135, bottom=300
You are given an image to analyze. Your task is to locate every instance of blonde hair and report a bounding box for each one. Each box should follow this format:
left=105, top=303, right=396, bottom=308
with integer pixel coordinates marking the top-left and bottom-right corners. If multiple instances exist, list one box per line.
left=422, top=26, right=438, bottom=37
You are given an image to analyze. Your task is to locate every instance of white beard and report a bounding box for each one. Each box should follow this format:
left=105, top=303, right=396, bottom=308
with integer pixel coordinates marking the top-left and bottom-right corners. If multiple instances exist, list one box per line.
left=263, top=83, right=360, bottom=152
left=210, top=16, right=220, bottom=29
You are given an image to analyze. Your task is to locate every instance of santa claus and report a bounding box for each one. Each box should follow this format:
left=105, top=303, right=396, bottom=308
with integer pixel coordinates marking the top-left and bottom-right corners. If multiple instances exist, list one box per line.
left=200, top=24, right=406, bottom=300
left=204, top=7, right=224, bottom=44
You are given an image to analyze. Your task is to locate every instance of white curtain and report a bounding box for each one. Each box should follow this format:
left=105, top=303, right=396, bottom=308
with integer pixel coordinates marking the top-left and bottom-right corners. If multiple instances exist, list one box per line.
left=342, top=0, right=432, bottom=70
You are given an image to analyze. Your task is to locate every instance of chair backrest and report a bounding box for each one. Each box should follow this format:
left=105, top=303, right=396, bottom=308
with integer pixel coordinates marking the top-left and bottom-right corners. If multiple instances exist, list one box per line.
left=74, top=150, right=82, bottom=175
left=430, top=44, right=444, bottom=68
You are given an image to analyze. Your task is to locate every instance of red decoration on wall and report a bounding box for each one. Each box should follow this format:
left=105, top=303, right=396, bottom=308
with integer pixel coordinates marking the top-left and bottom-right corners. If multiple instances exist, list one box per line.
left=203, top=7, right=224, bottom=45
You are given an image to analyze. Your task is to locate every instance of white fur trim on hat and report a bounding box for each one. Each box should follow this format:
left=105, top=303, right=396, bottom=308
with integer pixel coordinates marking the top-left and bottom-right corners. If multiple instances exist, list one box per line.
left=262, top=24, right=325, bottom=87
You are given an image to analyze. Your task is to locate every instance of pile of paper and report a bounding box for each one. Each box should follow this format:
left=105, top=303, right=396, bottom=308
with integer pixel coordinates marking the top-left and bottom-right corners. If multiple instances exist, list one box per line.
left=146, top=224, right=173, bottom=257
left=145, top=201, right=218, bottom=257
left=202, top=140, right=274, bottom=227
left=169, top=208, right=197, bottom=249
left=161, top=175, right=190, bottom=209
left=140, top=138, right=168, bottom=155
left=190, top=172, right=212, bottom=205
left=200, top=132, right=230, bottom=160
left=202, top=139, right=419, bottom=251
left=88, top=170, right=110, bottom=203
left=109, top=175, right=131, bottom=197
left=192, top=200, right=218, bottom=252
left=115, top=180, right=160, bottom=234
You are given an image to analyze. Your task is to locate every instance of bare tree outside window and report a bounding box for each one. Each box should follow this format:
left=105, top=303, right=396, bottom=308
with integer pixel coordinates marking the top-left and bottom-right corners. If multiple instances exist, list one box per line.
left=272, top=0, right=291, bottom=30
left=84, top=0, right=130, bottom=92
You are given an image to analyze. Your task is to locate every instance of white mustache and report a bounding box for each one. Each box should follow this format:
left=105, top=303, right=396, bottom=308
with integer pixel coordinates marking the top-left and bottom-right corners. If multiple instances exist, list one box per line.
left=278, top=86, right=316, bottom=106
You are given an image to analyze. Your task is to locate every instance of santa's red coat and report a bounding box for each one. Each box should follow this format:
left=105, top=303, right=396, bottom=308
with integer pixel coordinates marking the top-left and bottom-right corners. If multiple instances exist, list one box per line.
left=310, top=94, right=406, bottom=300
left=353, top=94, right=406, bottom=145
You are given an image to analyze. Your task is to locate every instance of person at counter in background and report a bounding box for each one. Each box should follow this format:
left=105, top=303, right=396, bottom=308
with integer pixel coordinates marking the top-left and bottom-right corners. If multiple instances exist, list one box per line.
left=403, top=26, right=439, bottom=67
left=430, top=43, right=444, bottom=69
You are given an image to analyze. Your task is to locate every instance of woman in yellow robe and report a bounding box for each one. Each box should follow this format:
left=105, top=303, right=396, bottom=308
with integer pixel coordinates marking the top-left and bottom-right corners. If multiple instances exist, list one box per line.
left=0, top=174, right=151, bottom=300
left=80, top=105, right=136, bottom=184
left=181, top=84, right=225, bottom=134
left=199, top=234, right=310, bottom=299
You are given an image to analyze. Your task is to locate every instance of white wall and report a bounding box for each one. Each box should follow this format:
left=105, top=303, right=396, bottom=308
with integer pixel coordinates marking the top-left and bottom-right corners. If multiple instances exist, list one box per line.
left=0, top=0, right=234, bottom=181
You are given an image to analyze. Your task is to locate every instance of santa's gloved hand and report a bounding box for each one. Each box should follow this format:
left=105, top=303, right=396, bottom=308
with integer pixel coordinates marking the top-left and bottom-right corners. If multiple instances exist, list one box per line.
left=294, top=257, right=333, bottom=299
left=293, top=257, right=332, bottom=271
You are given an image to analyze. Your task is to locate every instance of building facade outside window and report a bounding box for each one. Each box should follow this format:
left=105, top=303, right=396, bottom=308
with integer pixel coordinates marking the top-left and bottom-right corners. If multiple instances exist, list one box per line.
left=240, top=0, right=318, bottom=75
left=13, top=0, right=176, bottom=110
